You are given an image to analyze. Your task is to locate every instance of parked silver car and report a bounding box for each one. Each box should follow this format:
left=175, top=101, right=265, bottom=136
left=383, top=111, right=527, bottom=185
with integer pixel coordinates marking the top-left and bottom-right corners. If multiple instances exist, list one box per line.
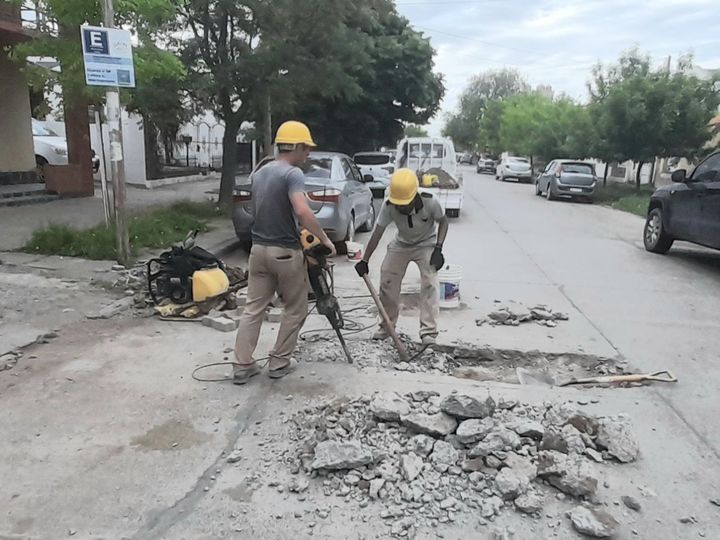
left=496, top=156, right=532, bottom=182
left=535, top=160, right=597, bottom=202
left=233, top=152, right=375, bottom=247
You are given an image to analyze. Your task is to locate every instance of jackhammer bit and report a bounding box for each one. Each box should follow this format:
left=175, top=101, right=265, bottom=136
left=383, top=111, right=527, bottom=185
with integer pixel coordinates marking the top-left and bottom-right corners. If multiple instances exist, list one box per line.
left=301, top=230, right=354, bottom=364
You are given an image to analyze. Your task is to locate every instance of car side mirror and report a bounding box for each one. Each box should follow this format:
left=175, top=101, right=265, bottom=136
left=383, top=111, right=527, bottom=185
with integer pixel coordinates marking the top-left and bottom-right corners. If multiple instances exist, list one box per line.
left=363, top=174, right=374, bottom=183
left=671, top=169, right=687, bottom=183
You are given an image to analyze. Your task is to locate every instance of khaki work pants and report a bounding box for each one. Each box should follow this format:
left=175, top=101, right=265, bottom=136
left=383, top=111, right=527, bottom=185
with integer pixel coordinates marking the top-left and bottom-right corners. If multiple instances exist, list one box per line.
left=234, top=245, right=308, bottom=370
left=379, top=242, right=439, bottom=339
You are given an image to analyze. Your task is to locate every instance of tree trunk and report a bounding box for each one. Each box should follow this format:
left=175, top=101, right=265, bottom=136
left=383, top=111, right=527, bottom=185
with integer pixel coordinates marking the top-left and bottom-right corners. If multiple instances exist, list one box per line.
left=635, top=161, right=644, bottom=190
left=63, top=98, right=94, bottom=197
left=603, top=162, right=609, bottom=187
left=219, top=118, right=239, bottom=207
left=59, top=23, right=93, bottom=196
left=143, top=118, right=162, bottom=180
left=649, top=158, right=657, bottom=187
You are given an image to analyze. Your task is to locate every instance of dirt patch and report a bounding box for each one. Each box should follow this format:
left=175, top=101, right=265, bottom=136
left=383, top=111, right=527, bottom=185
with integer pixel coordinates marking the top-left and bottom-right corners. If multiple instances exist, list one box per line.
left=224, top=483, right=257, bottom=503
left=130, top=419, right=208, bottom=451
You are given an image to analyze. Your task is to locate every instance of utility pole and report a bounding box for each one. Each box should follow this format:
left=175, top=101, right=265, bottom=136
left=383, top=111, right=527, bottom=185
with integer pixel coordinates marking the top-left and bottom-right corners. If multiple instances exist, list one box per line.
left=102, top=0, right=130, bottom=266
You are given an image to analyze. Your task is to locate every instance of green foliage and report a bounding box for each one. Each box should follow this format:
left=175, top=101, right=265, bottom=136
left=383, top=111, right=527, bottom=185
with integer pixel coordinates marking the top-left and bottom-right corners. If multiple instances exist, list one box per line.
left=589, top=49, right=720, bottom=180
left=442, top=68, right=529, bottom=149
left=497, top=93, right=591, bottom=161
left=22, top=201, right=222, bottom=260
left=287, top=5, right=444, bottom=153
left=405, top=124, right=429, bottom=137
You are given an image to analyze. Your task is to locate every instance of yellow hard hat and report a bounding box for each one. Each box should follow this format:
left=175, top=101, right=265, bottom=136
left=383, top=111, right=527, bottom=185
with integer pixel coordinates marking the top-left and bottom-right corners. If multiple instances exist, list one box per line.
left=275, top=120, right=316, bottom=147
left=388, top=168, right=418, bottom=205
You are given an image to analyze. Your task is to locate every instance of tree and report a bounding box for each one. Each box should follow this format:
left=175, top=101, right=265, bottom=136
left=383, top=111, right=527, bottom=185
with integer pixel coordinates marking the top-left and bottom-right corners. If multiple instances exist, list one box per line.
left=177, top=0, right=370, bottom=205
left=284, top=5, right=444, bottom=153
left=589, top=50, right=720, bottom=188
left=498, top=93, right=591, bottom=163
left=442, top=68, right=529, bottom=149
left=404, top=124, right=429, bottom=138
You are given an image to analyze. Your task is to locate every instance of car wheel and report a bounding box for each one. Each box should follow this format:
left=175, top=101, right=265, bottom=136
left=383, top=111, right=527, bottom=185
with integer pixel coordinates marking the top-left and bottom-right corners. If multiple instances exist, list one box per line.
left=644, top=208, right=674, bottom=254
left=358, top=202, right=375, bottom=232
left=35, top=155, right=48, bottom=183
left=545, top=182, right=555, bottom=201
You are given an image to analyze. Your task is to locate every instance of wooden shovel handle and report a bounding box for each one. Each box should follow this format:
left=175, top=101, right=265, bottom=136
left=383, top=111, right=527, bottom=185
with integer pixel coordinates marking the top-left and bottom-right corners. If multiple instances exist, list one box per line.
left=362, top=274, right=410, bottom=362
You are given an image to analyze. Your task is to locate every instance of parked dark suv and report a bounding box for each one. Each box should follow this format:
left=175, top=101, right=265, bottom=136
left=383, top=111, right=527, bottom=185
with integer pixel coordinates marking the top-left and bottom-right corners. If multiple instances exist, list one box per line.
left=644, top=151, right=720, bottom=254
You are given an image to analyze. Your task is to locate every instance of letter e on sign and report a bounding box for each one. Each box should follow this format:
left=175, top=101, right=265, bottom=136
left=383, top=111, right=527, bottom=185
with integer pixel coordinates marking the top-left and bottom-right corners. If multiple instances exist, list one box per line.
left=83, top=28, right=109, bottom=55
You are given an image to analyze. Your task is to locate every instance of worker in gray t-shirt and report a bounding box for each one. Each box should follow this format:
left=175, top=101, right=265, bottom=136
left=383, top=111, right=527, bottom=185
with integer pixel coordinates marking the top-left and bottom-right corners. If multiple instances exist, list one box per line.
left=233, top=121, right=335, bottom=385
left=355, top=168, right=449, bottom=346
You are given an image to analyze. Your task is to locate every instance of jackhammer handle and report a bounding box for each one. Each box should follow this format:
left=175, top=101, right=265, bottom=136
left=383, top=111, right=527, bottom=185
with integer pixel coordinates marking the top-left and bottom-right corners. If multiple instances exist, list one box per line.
left=362, top=274, right=410, bottom=362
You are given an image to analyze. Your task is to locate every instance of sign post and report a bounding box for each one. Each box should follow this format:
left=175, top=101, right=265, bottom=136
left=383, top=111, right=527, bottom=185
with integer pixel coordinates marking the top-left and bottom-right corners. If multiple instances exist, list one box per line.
left=80, top=2, right=133, bottom=265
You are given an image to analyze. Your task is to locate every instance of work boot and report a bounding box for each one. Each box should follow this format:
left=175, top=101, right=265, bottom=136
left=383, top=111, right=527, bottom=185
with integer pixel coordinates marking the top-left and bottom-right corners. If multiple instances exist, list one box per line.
left=233, top=363, right=261, bottom=385
left=372, top=329, right=389, bottom=340
left=421, top=335, right=437, bottom=347
left=268, top=358, right=298, bottom=379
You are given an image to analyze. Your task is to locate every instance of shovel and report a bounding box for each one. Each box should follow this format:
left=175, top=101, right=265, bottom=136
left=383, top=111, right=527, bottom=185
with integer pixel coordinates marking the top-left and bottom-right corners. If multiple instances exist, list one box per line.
left=516, top=367, right=678, bottom=387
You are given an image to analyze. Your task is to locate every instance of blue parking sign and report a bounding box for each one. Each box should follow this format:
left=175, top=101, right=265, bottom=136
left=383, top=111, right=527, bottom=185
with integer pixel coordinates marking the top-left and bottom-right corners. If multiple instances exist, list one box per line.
left=80, top=25, right=135, bottom=88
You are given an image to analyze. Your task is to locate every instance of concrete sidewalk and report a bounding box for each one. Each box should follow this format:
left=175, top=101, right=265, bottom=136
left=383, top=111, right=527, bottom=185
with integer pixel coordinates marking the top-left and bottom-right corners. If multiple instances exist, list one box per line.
left=0, top=177, right=222, bottom=251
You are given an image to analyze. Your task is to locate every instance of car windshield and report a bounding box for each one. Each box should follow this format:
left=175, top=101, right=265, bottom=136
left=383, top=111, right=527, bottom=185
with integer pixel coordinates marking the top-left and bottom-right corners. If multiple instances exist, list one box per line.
left=32, top=121, right=58, bottom=137
left=562, top=163, right=594, bottom=175
left=354, top=154, right=390, bottom=165
left=300, top=157, right=333, bottom=178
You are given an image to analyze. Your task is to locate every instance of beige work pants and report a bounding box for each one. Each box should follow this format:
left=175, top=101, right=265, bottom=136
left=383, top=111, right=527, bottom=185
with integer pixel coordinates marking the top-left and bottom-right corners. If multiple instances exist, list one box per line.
left=379, top=242, right=439, bottom=339
left=234, top=245, right=308, bottom=370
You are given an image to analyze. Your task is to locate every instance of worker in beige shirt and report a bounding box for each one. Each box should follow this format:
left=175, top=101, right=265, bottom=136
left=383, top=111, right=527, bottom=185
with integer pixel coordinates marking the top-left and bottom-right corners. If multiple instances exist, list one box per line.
left=355, top=168, right=448, bottom=345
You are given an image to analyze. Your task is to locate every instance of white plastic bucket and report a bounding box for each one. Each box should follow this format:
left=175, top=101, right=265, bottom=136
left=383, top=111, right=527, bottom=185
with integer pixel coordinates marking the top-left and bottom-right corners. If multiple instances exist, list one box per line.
left=346, top=241, right=363, bottom=261
left=438, top=264, right=462, bottom=309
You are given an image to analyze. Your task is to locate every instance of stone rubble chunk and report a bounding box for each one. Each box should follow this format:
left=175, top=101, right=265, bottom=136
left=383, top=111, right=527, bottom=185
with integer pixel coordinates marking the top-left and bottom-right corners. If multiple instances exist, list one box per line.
left=368, top=478, right=385, bottom=499
left=407, top=434, right=435, bottom=457
left=226, top=450, right=242, bottom=463
left=468, top=429, right=521, bottom=458
left=429, top=440, right=459, bottom=471
left=479, top=495, right=504, bottom=518
left=561, top=424, right=587, bottom=454
left=569, top=506, right=620, bottom=538
left=622, top=495, right=641, bottom=511
left=494, top=467, right=531, bottom=500
left=537, top=451, right=598, bottom=498
left=544, top=402, right=599, bottom=435
left=595, top=415, right=639, bottom=463
left=401, top=412, right=458, bottom=437
left=401, top=452, right=424, bottom=481
left=513, top=420, right=545, bottom=440
left=514, top=488, right=544, bottom=514
left=456, top=417, right=495, bottom=445
left=201, top=315, right=238, bottom=332
left=440, top=394, right=496, bottom=419
left=371, top=392, right=412, bottom=422
left=311, top=440, right=373, bottom=470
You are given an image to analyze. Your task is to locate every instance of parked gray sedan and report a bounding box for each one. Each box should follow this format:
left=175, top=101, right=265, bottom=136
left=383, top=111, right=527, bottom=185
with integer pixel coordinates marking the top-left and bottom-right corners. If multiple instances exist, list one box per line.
left=233, top=152, right=375, bottom=247
left=535, top=160, right=597, bottom=202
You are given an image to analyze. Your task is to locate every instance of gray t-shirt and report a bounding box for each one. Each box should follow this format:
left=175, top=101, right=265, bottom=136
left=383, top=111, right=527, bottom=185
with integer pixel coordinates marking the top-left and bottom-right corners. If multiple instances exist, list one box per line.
left=251, top=160, right=306, bottom=248
left=376, top=193, right=445, bottom=247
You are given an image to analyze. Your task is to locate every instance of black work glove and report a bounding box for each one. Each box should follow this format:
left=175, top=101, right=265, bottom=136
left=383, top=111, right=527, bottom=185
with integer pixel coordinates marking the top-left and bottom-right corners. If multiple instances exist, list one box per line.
left=355, top=259, right=369, bottom=277
left=430, top=246, right=445, bottom=271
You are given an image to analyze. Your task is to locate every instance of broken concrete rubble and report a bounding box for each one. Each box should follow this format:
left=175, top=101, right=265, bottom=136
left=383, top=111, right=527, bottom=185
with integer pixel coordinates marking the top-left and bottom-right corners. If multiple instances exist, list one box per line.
left=288, top=395, right=637, bottom=538
left=476, top=302, right=569, bottom=327
left=596, top=415, right=640, bottom=463
left=569, top=505, right=620, bottom=537
left=440, top=393, right=495, bottom=419
left=371, top=392, right=411, bottom=422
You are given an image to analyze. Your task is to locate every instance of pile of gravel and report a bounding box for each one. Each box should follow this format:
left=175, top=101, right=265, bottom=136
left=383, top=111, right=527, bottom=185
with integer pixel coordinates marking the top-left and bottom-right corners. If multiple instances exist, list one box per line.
left=286, top=393, right=639, bottom=538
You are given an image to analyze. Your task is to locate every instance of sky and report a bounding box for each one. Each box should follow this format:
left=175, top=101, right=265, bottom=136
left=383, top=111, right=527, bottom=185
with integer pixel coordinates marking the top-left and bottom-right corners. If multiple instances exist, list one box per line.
left=395, top=0, right=720, bottom=136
